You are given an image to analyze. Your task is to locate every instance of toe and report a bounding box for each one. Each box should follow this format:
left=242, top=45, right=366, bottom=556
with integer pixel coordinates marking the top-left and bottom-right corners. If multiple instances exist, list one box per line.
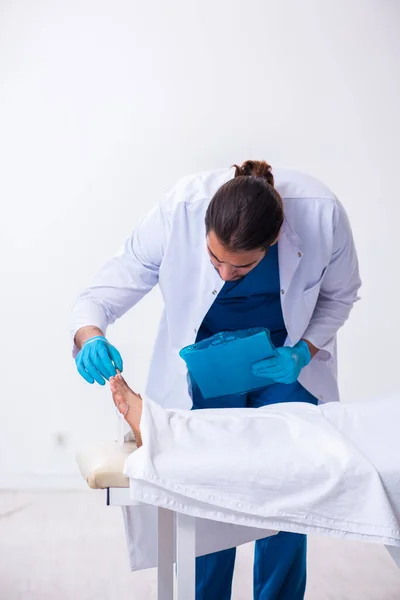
left=117, top=374, right=131, bottom=393
left=117, top=401, right=128, bottom=417
left=114, top=391, right=125, bottom=406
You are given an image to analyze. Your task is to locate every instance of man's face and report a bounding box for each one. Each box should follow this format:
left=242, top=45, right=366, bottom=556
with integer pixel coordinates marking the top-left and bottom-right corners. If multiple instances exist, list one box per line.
left=206, top=230, right=267, bottom=282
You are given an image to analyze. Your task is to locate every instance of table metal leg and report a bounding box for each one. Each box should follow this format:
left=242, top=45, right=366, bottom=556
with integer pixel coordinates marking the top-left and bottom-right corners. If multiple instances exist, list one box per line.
left=157, top=508, right=175, bottom=600
left=176, top=513, right=196, bottom=600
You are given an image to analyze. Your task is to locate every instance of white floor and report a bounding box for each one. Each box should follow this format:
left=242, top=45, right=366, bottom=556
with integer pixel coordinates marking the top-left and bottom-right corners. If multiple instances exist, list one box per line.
left=1, top=491, right=400, bottom=600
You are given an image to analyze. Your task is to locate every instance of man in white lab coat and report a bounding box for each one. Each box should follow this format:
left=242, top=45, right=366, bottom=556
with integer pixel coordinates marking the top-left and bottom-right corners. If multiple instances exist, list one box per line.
left=71, top=160, right=361, bottom=599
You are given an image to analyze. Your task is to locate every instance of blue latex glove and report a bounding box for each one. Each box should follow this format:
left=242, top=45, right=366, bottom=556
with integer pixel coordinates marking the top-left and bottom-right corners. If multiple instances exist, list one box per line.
left=75, top=336, right=123, bottom=385
left=251, top=340, right=311, bottom=384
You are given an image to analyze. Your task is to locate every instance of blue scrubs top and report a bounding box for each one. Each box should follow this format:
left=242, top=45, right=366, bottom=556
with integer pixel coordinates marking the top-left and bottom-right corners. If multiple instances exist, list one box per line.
left=194, top=243, right=317, bottom=408
left=197, top=244, right=286, bottom=347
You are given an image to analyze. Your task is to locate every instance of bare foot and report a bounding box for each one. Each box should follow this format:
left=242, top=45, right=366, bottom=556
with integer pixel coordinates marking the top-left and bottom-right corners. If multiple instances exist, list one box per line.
left=109, top=373, right=143, bottom=447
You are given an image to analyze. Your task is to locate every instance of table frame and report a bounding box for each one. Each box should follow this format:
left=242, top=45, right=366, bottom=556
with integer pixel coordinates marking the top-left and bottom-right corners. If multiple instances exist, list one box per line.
left=107, top=487, right=196, bottom=599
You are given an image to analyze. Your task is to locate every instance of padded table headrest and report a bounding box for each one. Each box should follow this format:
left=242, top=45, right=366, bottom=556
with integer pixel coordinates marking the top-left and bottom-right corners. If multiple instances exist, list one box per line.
left=76, top=441, right=137, bottom=489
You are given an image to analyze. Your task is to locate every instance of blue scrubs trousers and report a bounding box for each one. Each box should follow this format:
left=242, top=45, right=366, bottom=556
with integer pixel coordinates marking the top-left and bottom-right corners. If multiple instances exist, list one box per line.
left=192, top=381, right=317, bottom=600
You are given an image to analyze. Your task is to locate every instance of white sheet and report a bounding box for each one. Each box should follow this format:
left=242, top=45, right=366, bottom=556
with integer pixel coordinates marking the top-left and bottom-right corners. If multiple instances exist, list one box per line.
left=123, top=396, right=400, bottom=569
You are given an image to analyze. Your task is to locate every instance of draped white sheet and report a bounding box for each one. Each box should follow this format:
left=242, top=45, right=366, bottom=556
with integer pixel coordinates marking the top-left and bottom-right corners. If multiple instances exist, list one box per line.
left=122, top=396, right=400, bottom=570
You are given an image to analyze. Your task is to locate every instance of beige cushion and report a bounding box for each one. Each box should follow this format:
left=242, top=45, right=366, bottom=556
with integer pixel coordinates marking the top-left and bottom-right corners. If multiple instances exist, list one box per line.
left=76, top=441, right=137, bottom=489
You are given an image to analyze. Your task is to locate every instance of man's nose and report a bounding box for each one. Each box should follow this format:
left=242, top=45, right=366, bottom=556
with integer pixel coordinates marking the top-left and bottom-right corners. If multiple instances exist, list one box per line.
left=219, top=264, right=236, bottom=281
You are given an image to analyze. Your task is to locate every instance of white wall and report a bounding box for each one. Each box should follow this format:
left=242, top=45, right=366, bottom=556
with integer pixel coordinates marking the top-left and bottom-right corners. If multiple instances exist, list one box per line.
left=0, top=0, right=399, bottom=488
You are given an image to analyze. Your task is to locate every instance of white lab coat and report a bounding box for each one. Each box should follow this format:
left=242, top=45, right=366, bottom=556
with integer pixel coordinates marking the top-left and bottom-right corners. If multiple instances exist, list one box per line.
left=71, top=166, right=361, bottom=407
left=71, top=166, right=362, bottom=569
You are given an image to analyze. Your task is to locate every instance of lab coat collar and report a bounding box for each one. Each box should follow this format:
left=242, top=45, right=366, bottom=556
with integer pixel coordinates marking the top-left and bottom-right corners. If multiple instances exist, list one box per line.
left=278, top=217, right=302, bottom=295
left=280, top=216, right=301, bottom=247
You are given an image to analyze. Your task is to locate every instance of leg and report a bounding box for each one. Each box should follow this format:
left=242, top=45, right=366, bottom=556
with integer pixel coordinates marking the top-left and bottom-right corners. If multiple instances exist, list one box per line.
left=248, top=383, right=316, bottom=600
left=190, top=377, right=245, bottom=600
left=158, top=508, right=175, bottom=600
left=254, top=533, right=307, bottom=600
left=176, top=513, right=196, bottom=600
left=196, top=548, right=237, bottom=600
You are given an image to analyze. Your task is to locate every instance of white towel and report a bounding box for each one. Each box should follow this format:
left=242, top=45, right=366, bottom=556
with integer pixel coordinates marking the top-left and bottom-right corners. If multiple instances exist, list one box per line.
left=123, top=396, right=400, bottom=569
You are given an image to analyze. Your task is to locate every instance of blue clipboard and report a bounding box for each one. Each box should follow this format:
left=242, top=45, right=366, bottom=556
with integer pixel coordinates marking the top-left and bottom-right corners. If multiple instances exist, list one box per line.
left=179, top=327, right=277, bottom=399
